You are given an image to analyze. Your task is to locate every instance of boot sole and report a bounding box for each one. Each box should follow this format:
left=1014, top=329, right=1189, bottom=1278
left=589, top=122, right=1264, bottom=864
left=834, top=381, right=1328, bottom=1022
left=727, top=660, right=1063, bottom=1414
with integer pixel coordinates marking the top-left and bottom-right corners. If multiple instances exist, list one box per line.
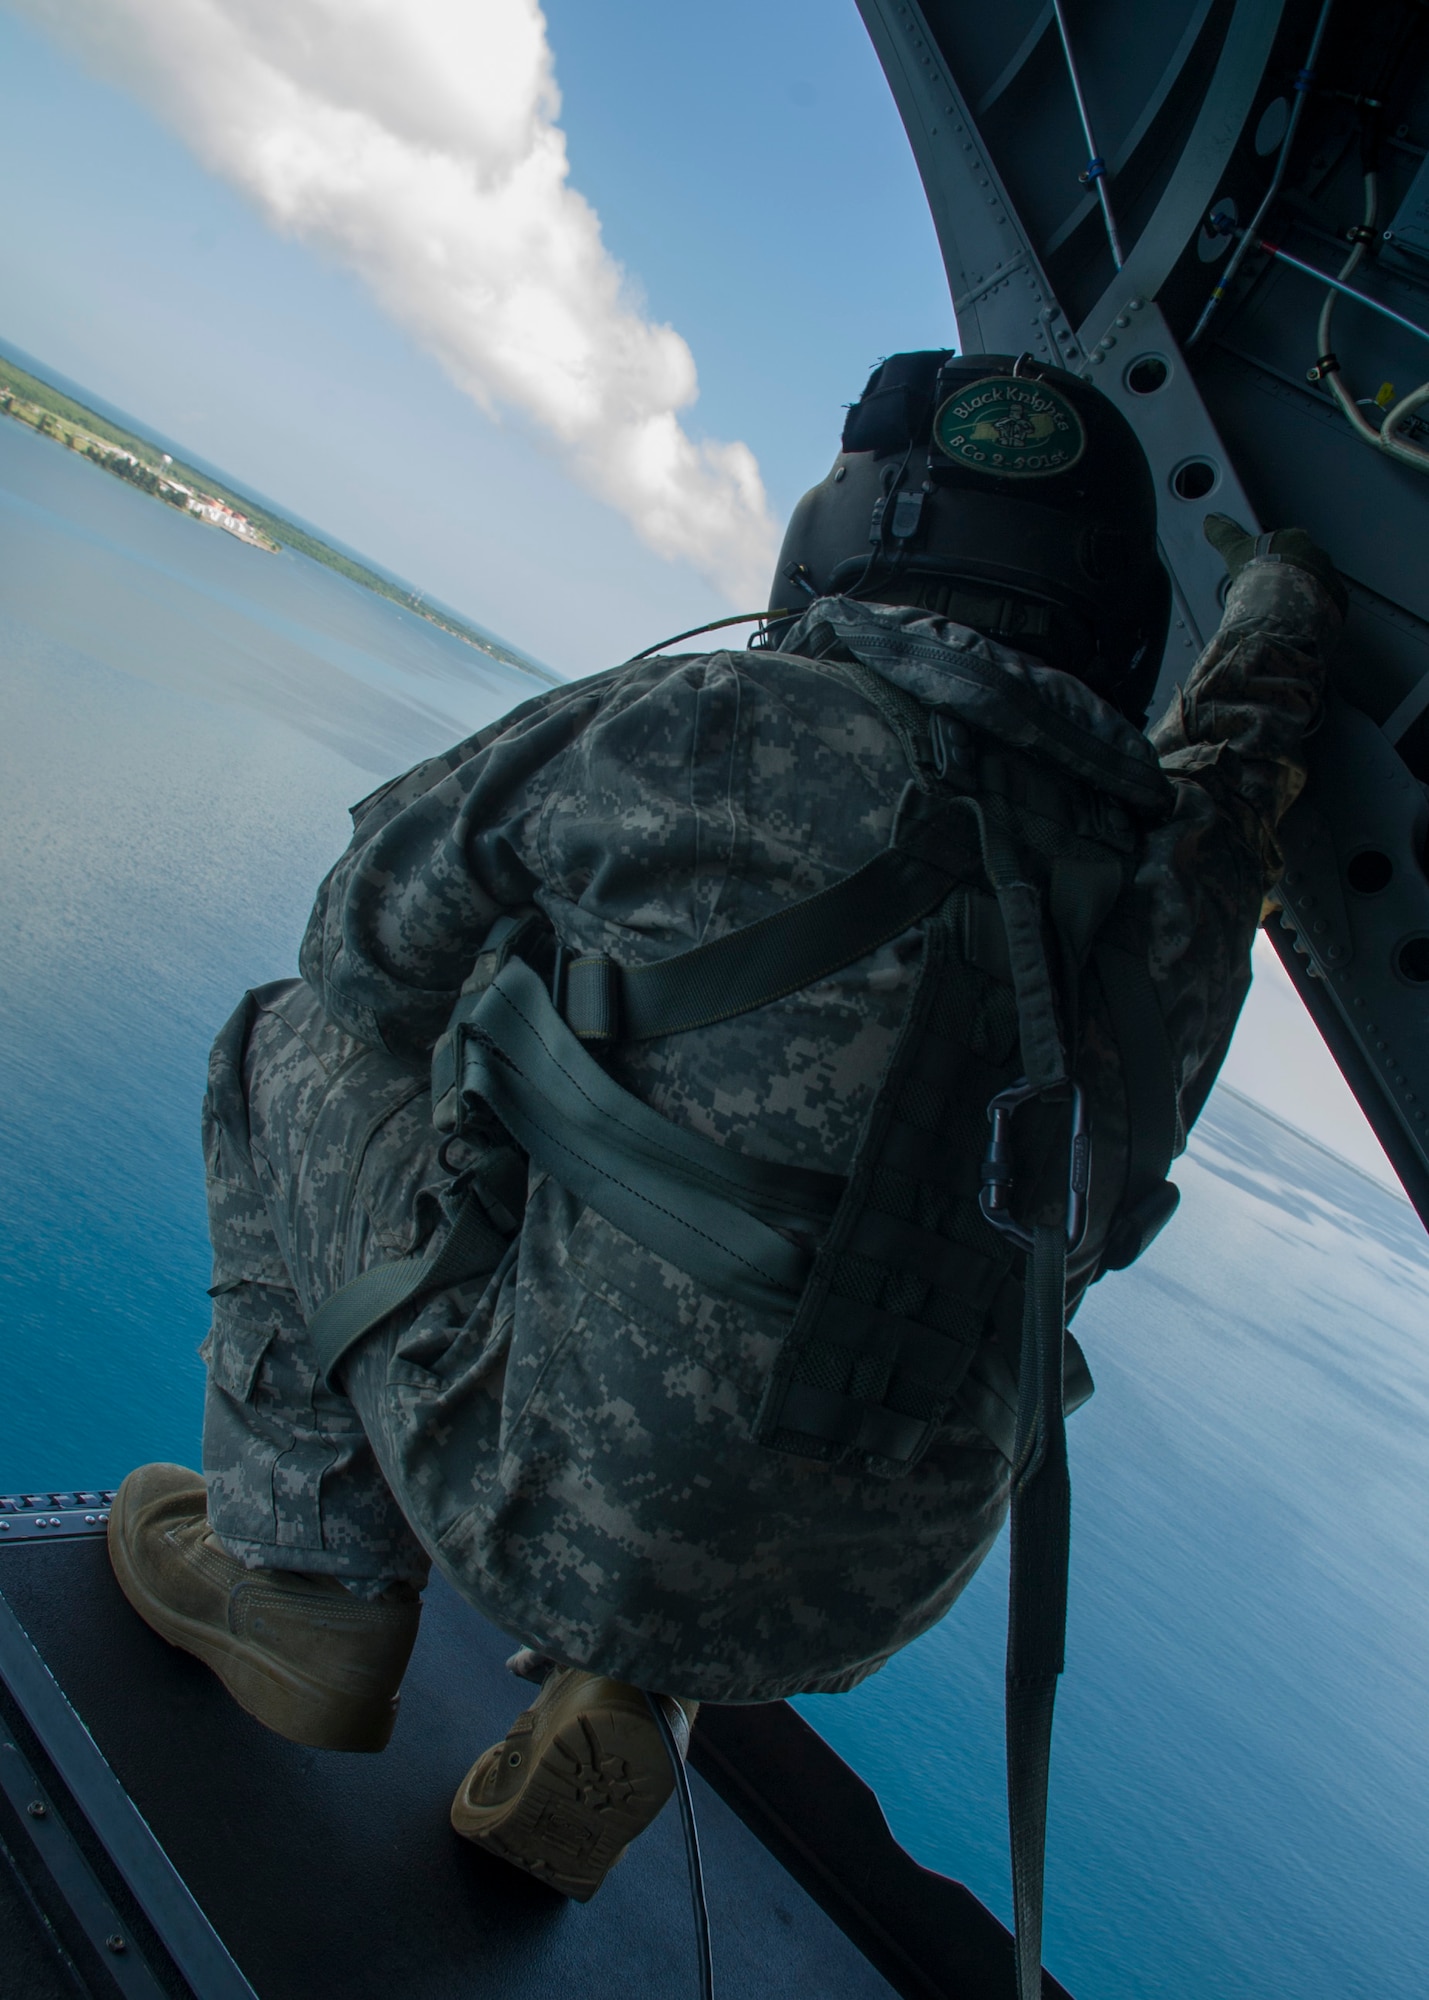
left=107, top=1482, right=399, bottom=1753
left=452, top=1701, right=674, bottom=1900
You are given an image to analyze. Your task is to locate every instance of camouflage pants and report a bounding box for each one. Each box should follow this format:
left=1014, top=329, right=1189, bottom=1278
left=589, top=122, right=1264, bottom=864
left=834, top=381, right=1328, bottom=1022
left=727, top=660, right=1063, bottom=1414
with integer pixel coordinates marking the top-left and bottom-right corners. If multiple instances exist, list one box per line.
left=200, top=978, right=1013, bottom=1700
left=201, top=977, right=508, bottom=1595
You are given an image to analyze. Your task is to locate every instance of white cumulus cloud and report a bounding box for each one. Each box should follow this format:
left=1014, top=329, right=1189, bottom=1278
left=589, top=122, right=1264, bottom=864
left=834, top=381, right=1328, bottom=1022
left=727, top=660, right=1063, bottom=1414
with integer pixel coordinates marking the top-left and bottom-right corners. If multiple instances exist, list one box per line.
left=12, top=0, right=779, bottom=602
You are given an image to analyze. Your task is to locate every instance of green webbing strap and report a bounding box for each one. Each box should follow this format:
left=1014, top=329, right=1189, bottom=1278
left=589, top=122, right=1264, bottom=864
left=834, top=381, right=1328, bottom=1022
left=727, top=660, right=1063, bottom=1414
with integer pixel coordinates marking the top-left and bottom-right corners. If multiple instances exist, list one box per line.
left=562, top=833, right=963, bottom=1044
left=307, top=1190, right=510, bottom=1390
left=459, top=958, right=827, bottom=1313
left=1006, top=1221, right=1071, bottom=2000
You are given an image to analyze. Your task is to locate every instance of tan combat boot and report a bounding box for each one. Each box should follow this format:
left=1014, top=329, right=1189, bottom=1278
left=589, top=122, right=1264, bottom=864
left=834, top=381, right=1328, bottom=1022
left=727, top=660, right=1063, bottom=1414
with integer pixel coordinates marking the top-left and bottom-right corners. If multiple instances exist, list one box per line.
left=107, top=1463, right=419, bottom=1752
left=450, top=1665, right=699, bottom=1900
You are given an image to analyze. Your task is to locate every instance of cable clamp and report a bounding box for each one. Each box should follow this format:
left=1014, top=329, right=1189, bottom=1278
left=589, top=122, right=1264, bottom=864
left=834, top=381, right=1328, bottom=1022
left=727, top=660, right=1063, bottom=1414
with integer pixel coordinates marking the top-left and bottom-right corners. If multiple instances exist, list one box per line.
left=1078, top=156, right=1107, bottom=187
left=1345, top=224, right=1379, bottom=248
left=1293, top=66, right=1316, bottom=92
left=1306, top=351, right=1341, bottom=384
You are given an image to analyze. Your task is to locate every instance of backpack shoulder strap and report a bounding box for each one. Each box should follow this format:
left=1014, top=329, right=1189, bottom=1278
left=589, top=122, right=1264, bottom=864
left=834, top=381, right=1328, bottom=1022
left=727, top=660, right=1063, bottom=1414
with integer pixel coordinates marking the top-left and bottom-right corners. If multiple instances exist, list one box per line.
left=560, top=788, right=977, bottom=1044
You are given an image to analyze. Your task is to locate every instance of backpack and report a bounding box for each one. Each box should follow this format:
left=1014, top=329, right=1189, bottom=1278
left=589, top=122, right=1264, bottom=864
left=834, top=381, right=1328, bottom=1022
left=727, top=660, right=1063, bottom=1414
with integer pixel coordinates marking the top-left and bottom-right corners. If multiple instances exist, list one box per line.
left=310, top=644, right=1183, bottom=1998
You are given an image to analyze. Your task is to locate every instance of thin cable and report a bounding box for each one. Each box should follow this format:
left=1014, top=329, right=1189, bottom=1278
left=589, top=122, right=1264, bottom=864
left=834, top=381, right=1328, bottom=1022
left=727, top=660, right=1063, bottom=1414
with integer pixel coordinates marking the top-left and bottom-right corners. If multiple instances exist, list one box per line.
left=1050, top=0, right=1123, bottom=270
left=1187, top=0, right=1335, bottom=347
left=622, top=609, right=798, bottom=666
left=1266, top=238, right=1429, bottom=347
left=842, top=440, right=918, bottom=606
left=646, top=1695, right=714, bottom=2000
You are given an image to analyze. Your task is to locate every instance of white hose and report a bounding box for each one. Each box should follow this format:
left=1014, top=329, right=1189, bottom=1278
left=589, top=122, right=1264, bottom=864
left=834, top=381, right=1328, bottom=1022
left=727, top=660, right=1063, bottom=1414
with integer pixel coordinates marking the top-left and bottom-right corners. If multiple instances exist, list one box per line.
left=1318, top=172, right=1429, bottom=472
left=1381, top=380, right=1429, bottom=456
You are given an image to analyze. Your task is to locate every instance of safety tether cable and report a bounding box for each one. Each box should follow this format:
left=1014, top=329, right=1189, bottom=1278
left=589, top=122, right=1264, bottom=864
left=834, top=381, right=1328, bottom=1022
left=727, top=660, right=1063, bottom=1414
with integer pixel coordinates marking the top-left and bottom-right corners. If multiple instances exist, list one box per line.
left=621, top=610, right=798, bottom=666
left=646, top=1694, right=714, bottom=2000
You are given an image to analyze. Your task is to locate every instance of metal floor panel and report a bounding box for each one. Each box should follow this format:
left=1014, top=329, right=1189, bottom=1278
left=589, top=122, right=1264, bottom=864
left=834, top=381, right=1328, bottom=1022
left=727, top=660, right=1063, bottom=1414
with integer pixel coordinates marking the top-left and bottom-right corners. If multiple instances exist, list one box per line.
left=0, top=1535, right=898, bottom=2000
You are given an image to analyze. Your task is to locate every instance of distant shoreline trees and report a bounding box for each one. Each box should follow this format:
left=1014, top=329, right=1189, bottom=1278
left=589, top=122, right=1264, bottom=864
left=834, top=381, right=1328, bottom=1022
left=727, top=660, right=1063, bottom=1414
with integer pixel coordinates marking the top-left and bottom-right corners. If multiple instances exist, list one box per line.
left=0, top=365, right=550, bottom=679
left=88, top=445, right=190, bottom=508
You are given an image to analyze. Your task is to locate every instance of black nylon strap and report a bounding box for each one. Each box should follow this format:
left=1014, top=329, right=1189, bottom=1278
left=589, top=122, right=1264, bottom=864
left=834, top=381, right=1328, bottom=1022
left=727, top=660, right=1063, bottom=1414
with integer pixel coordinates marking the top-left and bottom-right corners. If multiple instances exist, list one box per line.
left=962, top=796, right=1067, bottom=1091
left=307, top=1190, right=509, bottom=1389
left=1093, top=940, right=1179, bottom=1208
left=1006, top=1221, right=1071, bottom=2000
left=963, top=796, right=1075, bottom=1998
left=1093, top=939, right=1182, bottom=1270
left=564, top=837, right=962, bottom=1043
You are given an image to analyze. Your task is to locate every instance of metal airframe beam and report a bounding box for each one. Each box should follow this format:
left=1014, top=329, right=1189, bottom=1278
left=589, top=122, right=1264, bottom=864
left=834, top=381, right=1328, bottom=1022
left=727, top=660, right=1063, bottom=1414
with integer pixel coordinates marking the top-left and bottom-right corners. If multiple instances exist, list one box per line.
left=856, top=0, right=1083, bottom=367
left=857, top=0, right=1429, bottom=1213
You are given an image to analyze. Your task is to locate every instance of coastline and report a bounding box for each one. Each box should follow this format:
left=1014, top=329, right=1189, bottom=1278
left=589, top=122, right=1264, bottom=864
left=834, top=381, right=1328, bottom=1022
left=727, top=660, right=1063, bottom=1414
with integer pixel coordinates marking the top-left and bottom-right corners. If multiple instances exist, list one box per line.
left=0, top=351, right=557, bottom=685
left=1, top=372, right=281, bottom=550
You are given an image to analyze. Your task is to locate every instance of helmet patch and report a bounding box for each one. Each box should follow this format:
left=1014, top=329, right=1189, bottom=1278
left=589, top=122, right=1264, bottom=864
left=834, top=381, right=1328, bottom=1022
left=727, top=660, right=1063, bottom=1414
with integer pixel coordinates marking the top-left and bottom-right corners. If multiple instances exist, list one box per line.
left=932, top=376, right=1086, bottom=478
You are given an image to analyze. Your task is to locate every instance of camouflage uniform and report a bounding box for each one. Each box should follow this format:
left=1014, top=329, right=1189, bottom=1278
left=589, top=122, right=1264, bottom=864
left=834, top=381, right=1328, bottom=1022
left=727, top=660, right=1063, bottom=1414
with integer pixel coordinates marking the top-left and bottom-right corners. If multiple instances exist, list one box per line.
left=201, top=562, right=1338, bottom=1702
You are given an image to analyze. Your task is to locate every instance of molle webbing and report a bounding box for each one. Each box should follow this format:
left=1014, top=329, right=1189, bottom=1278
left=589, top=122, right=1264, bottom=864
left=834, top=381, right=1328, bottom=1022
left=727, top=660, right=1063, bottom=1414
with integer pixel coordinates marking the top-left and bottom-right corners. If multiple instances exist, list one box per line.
left=752, top=777, right=1138, bottom=1474
left=755, top=904, right=1022, bottom=1469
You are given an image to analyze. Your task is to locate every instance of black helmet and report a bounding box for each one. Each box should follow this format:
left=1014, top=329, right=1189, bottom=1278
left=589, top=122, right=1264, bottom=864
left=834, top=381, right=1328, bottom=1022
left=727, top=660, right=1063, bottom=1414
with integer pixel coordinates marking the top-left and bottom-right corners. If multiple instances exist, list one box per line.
left=770, top=350, right=1171, bottom=723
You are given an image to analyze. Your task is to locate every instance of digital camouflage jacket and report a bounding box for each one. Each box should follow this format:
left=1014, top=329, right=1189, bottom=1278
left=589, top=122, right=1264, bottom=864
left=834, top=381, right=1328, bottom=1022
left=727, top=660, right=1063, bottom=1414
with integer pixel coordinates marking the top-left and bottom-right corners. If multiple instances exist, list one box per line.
left=286, top=563, right=1339, bottom=1700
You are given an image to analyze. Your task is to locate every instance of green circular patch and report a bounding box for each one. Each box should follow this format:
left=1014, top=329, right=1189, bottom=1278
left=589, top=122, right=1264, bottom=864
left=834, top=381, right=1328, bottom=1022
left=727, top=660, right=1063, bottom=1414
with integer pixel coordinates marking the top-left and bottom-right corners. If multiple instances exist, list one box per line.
left=932, top=375, right=1086, bottom=478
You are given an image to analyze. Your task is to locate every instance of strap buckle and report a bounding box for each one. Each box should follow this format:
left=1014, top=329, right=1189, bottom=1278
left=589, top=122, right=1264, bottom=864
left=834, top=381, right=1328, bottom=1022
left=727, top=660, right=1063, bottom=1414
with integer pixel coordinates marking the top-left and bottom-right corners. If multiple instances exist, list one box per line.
left=979, top=1078, right=1091, bottom=1254
left=432, top=909, right=552, bottom=1136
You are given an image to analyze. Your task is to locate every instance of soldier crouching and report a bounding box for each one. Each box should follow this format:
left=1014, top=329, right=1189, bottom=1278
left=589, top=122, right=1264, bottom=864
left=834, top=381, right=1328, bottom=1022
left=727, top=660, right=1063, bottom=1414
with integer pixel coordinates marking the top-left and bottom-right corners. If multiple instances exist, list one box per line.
left=107, top=352, right=1344, bottom=1941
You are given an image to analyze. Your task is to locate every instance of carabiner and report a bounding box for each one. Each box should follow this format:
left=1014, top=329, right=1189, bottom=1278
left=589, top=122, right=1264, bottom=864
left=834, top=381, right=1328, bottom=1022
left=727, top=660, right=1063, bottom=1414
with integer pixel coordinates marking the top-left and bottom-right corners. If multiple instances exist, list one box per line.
left=978, top=1077, right=1091, bottom=1253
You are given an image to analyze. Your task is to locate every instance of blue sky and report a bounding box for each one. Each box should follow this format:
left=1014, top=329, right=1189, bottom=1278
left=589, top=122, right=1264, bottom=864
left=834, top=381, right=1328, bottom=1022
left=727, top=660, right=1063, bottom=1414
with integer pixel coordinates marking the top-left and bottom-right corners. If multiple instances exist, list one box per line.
left=0, top=3, right=950, bottom=676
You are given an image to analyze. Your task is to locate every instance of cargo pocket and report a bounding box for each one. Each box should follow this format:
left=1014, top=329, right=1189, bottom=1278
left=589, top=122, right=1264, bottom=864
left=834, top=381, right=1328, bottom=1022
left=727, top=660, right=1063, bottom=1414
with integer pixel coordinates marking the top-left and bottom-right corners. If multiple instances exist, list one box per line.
left=201, top=1278, right=287, bottom=1404
left=557, top=1203, right=791, bottom=1442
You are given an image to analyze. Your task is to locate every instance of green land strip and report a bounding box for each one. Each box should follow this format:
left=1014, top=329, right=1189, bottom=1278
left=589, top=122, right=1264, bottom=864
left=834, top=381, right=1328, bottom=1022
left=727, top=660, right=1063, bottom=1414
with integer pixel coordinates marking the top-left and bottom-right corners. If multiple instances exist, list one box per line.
left=0, top=354, right=557, bottom=684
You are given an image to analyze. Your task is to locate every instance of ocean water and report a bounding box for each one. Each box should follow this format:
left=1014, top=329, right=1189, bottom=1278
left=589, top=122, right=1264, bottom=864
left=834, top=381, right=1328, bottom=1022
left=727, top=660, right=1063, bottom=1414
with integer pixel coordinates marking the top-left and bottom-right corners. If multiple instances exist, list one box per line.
left=0, top=416, right=547, bottom=1486
left=3, top=416, right=1428, bottom=1998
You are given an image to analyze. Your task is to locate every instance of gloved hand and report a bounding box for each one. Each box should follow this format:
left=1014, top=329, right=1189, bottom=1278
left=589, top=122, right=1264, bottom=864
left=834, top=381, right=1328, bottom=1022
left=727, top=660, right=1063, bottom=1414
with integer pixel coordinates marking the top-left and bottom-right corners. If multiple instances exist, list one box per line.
left=1204, top=514, right=1348, bottom=616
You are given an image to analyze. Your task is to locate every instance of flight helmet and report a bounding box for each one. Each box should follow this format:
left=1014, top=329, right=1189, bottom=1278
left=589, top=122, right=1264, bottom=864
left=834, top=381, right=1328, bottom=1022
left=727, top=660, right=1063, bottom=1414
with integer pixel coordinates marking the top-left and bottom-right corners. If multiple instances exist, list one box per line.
left=770, top=350, right=1171, bottom=723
